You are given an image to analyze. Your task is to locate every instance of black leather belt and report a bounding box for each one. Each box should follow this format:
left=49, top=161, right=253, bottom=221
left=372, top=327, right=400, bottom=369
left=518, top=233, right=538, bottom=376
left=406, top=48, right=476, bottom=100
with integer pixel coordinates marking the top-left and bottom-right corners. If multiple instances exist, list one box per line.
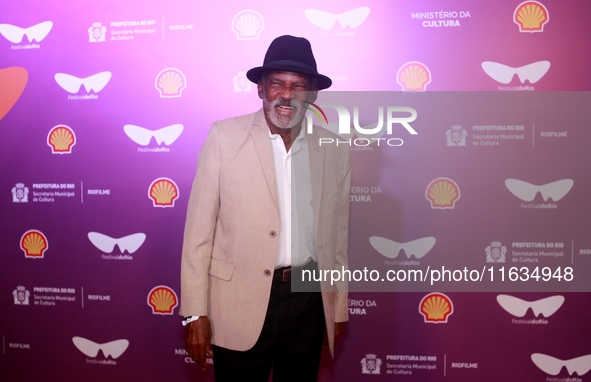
left=274, top=266, right=296, bottom=283
left=274, top=262, right=315, bottom=283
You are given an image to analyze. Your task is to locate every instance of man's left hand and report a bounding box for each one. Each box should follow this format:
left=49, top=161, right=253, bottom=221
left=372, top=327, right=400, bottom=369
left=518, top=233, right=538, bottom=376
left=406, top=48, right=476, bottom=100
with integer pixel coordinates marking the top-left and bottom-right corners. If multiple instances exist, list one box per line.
left=323, top=322, right=346, bottom=350
left=334, top=322, right=345, bottom=345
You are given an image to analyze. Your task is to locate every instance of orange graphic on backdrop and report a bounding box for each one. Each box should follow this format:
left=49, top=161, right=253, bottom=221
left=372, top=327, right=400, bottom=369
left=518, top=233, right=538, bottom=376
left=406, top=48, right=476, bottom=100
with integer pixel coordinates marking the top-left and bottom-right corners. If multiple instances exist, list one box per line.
left=20, top=230, right=48, bottom=258
left=514, top=1, right=549, bottom=32
left=419, top=293, right=453, bottom=323
left=147, top=286, right=178, bottom=314
left=0, top=67, right=28, bottom=121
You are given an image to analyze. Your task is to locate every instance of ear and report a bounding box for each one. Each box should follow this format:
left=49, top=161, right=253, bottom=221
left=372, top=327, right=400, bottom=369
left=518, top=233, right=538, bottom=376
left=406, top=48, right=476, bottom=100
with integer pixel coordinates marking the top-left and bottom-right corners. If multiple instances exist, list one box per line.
left=257, top=81, right=264, bottom=100
left=307, top=90, right=318, bottom=104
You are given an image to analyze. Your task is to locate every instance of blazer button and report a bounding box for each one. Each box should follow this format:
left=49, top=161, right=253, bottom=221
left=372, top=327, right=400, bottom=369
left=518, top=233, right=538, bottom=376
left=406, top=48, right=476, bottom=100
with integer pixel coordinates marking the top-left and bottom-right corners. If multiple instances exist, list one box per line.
left=264, top=269, right=271, bottom=276
left=269, top=230, right=276, bottom=238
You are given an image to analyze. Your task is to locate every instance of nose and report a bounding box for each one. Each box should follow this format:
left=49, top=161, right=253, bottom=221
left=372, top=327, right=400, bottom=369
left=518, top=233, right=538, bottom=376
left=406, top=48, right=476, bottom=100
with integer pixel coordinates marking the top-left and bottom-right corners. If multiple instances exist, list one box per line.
left=280, top=86, right=293, bottom=101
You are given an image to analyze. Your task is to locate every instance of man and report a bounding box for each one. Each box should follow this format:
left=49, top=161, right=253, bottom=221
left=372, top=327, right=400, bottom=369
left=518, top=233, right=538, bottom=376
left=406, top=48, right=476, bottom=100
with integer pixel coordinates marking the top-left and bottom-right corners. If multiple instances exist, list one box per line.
left=180, top=35, right=350, bottom=381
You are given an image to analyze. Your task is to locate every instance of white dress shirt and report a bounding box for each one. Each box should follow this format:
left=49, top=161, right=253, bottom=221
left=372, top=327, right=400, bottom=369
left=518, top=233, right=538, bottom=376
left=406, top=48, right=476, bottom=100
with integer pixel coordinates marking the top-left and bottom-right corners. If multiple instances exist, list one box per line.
left=269, top=127, right=317, bottom=268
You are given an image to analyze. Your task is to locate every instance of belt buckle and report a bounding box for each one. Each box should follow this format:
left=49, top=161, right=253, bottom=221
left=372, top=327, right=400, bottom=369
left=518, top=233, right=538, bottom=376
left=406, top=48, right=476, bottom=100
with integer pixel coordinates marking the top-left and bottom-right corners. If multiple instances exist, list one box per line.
left=282, top=268, right=291, bottom=283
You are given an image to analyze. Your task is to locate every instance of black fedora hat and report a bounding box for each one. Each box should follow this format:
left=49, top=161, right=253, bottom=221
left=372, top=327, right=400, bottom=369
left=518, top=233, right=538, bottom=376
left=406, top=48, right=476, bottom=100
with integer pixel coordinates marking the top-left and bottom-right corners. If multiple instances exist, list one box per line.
left=246, top=35, right=332, bottom=90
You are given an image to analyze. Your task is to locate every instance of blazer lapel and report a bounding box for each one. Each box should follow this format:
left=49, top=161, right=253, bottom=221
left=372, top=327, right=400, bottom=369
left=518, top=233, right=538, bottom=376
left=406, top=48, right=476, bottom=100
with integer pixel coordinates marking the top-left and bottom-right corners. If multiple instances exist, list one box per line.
left=250, top=109, right=279, bottom=212
left=307, top=129, right=325, bottom=234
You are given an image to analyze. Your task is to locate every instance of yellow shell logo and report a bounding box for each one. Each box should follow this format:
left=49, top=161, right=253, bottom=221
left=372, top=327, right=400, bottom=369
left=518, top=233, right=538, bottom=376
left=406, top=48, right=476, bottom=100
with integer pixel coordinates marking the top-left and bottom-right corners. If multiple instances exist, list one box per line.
left=147, top=286, right=178, bottom=314
left=155, top=68, right=186, bottom=98
left=47, top=125, right=76, bottom=154
left=396, top=61, right=431, bottom=91
left=419, top=293, right=453, bottom=323
left=426, top=178, right=460, bottom=209
left=514, top=1, right=549, bottom=32
left=232, top=10, right=265, bottom=40
left=148, top=177, right=179, bottom=207
left=20, top=230, right=48, bottom=258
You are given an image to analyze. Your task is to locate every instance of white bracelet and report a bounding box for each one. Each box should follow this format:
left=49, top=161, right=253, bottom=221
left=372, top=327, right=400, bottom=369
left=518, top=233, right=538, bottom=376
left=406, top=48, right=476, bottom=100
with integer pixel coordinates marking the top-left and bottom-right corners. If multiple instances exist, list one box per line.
left=182, top=316, right=200, bottom=326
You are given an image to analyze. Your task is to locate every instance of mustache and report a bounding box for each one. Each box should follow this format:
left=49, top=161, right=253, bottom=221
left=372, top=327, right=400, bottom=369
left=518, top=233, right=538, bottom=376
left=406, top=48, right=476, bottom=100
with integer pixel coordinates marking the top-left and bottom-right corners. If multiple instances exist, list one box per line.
left=270, top=98, right=303, bottom=110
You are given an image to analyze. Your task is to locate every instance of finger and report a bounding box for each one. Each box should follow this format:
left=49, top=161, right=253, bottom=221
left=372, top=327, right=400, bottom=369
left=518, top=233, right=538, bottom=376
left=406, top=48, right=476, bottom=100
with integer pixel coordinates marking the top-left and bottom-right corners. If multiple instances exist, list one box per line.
left=198, top=347, right=207, bottom=370
left=189, top=345, right=201, bottom=364
left=187, top=346, right=198, bottom=363
left=196, top=337, right=210, bottom=370
left=185, top=327, right=204, bottom=365
left=334, top=323, right=345, bottom=345
left=185, top=341, right=197, bottom=361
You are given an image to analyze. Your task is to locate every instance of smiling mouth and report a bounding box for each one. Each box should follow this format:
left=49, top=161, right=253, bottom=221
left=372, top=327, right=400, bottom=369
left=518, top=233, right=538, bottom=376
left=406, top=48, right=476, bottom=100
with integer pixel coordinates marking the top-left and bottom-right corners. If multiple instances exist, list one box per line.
left=275, top=104, right=295, bottom=115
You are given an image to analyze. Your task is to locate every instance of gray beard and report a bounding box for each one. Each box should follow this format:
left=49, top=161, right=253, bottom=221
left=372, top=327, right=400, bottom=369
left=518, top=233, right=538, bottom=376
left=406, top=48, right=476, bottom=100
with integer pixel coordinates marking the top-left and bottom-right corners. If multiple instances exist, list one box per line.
left=263, top=97, right=306, bottom=130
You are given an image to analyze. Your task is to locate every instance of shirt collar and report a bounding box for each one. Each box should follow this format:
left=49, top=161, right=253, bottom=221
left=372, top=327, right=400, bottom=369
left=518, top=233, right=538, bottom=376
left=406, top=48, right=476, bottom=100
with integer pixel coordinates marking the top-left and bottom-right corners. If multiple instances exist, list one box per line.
left=268, top=123, right=307, bottom=152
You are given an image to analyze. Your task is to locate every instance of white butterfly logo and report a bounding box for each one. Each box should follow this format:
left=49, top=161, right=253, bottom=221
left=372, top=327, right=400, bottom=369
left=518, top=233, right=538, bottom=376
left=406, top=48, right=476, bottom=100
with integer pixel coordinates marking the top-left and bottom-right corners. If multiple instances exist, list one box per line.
left=496, top=295, right=565, bottom=317
left=0, top=21, right=53, bottom=43
left=72, top=337, right=129, bottom=359
left=505, top=179, right=574, bottom=202
left=370, top=236, right=436, bottom=259
left=87, top=232, right=146, bottom=254
left=305, top=7, right=370, bottom=30
left=481, top=61, right=550, bottom=84
left=123, top=124, right=184, bottom=146
left=54, top=72, right=112, bottom=94
left=531, top=353, right=591, bottom=376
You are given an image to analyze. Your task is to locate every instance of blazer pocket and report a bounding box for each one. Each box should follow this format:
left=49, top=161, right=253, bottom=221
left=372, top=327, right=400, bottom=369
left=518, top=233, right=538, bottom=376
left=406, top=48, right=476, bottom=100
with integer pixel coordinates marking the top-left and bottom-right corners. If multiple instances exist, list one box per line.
left=208, top=257, right=235, bottom=281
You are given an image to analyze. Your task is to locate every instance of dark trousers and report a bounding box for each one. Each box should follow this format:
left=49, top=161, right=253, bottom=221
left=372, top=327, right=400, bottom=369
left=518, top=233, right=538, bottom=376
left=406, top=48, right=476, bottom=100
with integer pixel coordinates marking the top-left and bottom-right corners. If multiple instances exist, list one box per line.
left=213, top=265, right=325, bottom=382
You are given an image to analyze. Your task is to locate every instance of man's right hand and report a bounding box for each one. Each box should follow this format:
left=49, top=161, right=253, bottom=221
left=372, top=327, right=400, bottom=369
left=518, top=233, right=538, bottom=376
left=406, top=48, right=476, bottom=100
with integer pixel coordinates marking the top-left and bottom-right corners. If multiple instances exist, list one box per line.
left=185, top=316, right=213, bottom=370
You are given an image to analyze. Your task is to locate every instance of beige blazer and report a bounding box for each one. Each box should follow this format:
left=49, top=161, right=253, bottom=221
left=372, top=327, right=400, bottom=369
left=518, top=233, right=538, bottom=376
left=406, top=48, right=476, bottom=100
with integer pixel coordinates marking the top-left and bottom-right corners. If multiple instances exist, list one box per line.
left=180, top=109, right=350, bottom=356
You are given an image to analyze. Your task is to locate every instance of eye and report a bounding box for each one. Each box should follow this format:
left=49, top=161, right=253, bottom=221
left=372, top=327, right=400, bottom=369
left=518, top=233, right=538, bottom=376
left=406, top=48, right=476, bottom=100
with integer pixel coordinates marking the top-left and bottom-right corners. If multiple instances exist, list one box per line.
left=294, top=81, right=312, bottom=90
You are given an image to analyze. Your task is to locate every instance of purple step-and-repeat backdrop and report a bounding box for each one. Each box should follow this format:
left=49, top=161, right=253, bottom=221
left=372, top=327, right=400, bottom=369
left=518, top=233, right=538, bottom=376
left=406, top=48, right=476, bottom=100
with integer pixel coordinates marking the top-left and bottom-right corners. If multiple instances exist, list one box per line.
left=2, top=0, right=590, bottom=381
